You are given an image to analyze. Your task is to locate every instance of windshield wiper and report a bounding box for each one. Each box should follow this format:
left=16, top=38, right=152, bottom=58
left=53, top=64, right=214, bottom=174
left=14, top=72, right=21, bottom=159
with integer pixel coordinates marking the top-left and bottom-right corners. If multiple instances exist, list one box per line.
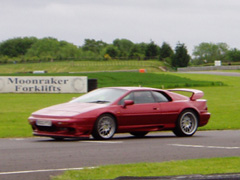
left=88, top=100, right=110, bottom=104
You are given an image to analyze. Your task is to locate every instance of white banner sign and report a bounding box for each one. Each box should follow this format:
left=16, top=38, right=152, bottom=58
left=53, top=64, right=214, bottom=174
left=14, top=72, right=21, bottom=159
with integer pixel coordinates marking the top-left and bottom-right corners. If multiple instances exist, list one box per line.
left=0, top=76, right=88, bottom=93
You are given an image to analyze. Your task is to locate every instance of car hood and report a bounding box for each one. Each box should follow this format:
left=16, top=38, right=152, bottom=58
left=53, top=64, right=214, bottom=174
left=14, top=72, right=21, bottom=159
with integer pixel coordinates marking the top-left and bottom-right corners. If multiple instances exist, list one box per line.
left=31, top=102, right=108, bottom=118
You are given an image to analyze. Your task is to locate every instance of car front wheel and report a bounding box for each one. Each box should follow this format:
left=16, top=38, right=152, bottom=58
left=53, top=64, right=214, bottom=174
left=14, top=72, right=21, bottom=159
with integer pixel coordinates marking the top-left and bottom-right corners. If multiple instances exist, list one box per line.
left=173, top=110, right=198, bottom=137
left=130, top=132, right=148, bottom=138
left=51, top=137, right=64, bottom=141
left=92, top=114, right=116, bottom=140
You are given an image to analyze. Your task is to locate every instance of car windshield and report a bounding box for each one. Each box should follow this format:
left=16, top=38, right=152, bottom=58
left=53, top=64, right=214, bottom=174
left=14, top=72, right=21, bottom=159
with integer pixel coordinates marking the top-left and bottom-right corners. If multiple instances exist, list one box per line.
left=70, top=88, right=127, bottom=104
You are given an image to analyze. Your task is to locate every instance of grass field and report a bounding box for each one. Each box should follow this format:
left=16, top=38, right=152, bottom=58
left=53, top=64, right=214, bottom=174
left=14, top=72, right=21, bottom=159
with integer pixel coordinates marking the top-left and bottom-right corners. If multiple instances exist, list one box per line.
left=0, top=60, right=165, bottom=73
left=0, top=93, right=77, bottom=137
left=52, top=157, right=240, bottom=180
left=0, top=71, right=223, bottom=88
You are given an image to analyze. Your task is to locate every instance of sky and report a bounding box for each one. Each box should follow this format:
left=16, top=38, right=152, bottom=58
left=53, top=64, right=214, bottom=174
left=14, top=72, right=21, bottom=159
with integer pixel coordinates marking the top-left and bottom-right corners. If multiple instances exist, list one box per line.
left=1, top=0, right=240, bottom=54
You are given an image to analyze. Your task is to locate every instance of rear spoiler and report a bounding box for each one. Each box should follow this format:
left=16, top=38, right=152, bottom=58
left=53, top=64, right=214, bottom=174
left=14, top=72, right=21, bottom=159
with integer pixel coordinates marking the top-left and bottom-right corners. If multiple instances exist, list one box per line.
left=168, top=88, right=204, bottom=101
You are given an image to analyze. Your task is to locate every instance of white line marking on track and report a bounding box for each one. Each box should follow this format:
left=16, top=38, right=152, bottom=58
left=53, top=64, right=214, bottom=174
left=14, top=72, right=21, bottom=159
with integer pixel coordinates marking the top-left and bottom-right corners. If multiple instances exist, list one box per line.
left=14, top=138, right=25, bottom=141
left=169, top=144, right=240, bottom=150
left=84, top=141, right=123, bottom=144
left=0, top=167, right=95, bottom=175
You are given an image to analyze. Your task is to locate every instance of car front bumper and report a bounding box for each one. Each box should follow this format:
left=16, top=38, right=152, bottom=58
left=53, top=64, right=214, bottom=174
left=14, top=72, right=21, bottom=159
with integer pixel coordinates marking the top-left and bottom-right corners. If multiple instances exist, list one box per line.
left=29, top=117, right=93, bottom=138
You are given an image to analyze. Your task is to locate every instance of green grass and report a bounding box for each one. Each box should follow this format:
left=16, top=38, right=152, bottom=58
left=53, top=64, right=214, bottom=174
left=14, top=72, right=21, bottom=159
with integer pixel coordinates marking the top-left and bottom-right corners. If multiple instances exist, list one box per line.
left=51, top=157, right=240, bottom=180
left=84, top=72, right=222, bottom=88
left=0, top=72, right=223, bottom=88
left=0, top=93, right=79, bottom=138
left=0, top=60, right=165, bottom=73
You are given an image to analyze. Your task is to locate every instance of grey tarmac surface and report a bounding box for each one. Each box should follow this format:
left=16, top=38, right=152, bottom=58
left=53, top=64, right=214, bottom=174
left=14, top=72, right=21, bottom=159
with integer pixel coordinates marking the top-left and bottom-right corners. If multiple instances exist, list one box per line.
left=178, top=71, right=240, bottom=76
left=0, top=130, right=240, bottom=180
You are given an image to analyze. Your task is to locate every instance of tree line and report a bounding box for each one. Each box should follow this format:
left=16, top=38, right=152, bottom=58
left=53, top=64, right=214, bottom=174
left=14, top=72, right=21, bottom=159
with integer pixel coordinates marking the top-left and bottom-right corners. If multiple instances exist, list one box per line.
left=0, top=37, right=240, bottom=67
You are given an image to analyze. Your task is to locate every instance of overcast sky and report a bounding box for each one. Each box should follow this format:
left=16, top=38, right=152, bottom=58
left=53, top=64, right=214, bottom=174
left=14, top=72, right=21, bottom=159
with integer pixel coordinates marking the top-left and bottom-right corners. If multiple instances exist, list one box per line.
left=1, top=0, right=240, bottom=54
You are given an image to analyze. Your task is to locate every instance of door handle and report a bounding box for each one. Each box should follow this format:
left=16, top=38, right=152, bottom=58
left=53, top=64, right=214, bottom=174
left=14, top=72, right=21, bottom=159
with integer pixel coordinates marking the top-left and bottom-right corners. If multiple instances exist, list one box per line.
left=153, top=107, right=159, bottom=110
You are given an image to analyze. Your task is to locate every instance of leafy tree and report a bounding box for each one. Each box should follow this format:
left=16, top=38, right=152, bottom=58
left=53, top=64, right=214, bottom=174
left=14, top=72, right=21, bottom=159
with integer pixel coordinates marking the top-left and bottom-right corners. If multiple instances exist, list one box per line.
left=57, top=41, right=80, bottom=60
left=82, top=39, right=107, bottom=54
left=0, top=37, right=38, bottom=57
left=113, top=39, right=134, bottom=57
left=226, top=48, right=240, bottom=62
left=25, top=37, right=79, bottom=60
left=129, top=43, right=147, bottom=59
left=171, top=43, right=190, bottom=67
left=25, top=37, right=59, bottom=59
left=79, top=48, right=100, bottom=60
left=104, top=45, right=119, bottom=58
left=145, top=41, right=159, bottom=59
left=192, top=42, right=229, bottom=63
left=159, top=42, right=173, bottom=61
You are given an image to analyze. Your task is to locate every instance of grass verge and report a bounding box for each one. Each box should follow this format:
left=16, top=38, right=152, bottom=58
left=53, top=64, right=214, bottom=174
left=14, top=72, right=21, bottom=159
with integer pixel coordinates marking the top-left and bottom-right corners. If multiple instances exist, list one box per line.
left=0, top=93, right=78, bottom=138
left=0, top=71, right=223, bottom=88
left=51, top=157, right=240, bottom=180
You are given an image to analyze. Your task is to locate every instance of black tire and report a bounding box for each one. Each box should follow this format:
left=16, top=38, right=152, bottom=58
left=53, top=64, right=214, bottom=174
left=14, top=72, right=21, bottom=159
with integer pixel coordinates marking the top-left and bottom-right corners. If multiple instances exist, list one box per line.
left=92, top=114, right=117, bottom=140
left=130, top=132, right=148, bottom=138
left=51, top=137, right=64, bottom=141
left=173, top=110, right=198, bottom=137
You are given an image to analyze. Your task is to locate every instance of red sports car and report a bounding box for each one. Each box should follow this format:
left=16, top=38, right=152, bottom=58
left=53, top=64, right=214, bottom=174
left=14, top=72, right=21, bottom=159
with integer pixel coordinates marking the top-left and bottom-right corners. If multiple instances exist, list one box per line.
left=28, top=87, right=210, bottom=140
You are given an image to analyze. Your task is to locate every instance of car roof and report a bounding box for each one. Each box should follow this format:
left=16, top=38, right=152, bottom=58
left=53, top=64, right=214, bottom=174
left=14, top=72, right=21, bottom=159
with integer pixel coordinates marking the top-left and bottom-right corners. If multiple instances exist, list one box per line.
left=104, top=86, right=162, bottom=91
left=100, top=87, right=191, bottom=101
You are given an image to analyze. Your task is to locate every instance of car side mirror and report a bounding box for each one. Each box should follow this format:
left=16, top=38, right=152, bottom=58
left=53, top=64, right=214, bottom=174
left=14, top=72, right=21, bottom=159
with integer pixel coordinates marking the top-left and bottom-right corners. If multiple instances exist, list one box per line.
left=123, top=100, right=134, bottom=108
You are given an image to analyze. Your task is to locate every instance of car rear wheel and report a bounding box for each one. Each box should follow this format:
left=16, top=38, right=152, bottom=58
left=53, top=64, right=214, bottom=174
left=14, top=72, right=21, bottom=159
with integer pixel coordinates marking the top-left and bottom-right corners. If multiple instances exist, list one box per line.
left=173, top=110, right=198, bottom=137
left=130, top=132, right=148, bottom=138
left=92, top=114, right=116, bottom=140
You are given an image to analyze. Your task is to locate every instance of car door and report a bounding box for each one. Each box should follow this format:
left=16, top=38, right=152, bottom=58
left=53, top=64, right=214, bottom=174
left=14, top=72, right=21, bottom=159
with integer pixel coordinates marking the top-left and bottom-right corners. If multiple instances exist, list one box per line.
left=117, top=91, right=161, bottom=128
left=151, top=91, right=180, bottom=126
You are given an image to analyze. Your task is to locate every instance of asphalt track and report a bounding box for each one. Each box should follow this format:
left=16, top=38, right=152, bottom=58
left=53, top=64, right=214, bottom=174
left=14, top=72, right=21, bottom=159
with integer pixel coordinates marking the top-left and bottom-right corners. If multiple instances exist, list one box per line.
left=0, top=130, right=240, bottom=180
left=178, top=71, right=240, bottom=76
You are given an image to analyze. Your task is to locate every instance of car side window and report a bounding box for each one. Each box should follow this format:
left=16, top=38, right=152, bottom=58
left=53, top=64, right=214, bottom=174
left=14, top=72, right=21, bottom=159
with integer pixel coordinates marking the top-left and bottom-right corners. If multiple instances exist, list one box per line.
left=119, top=91, right=156, bottom=105
left=152, top=91, right=170, bottom=102
left=133, top=91, right=155, bottom=104
left=119, top=92, right=134, bottom=105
